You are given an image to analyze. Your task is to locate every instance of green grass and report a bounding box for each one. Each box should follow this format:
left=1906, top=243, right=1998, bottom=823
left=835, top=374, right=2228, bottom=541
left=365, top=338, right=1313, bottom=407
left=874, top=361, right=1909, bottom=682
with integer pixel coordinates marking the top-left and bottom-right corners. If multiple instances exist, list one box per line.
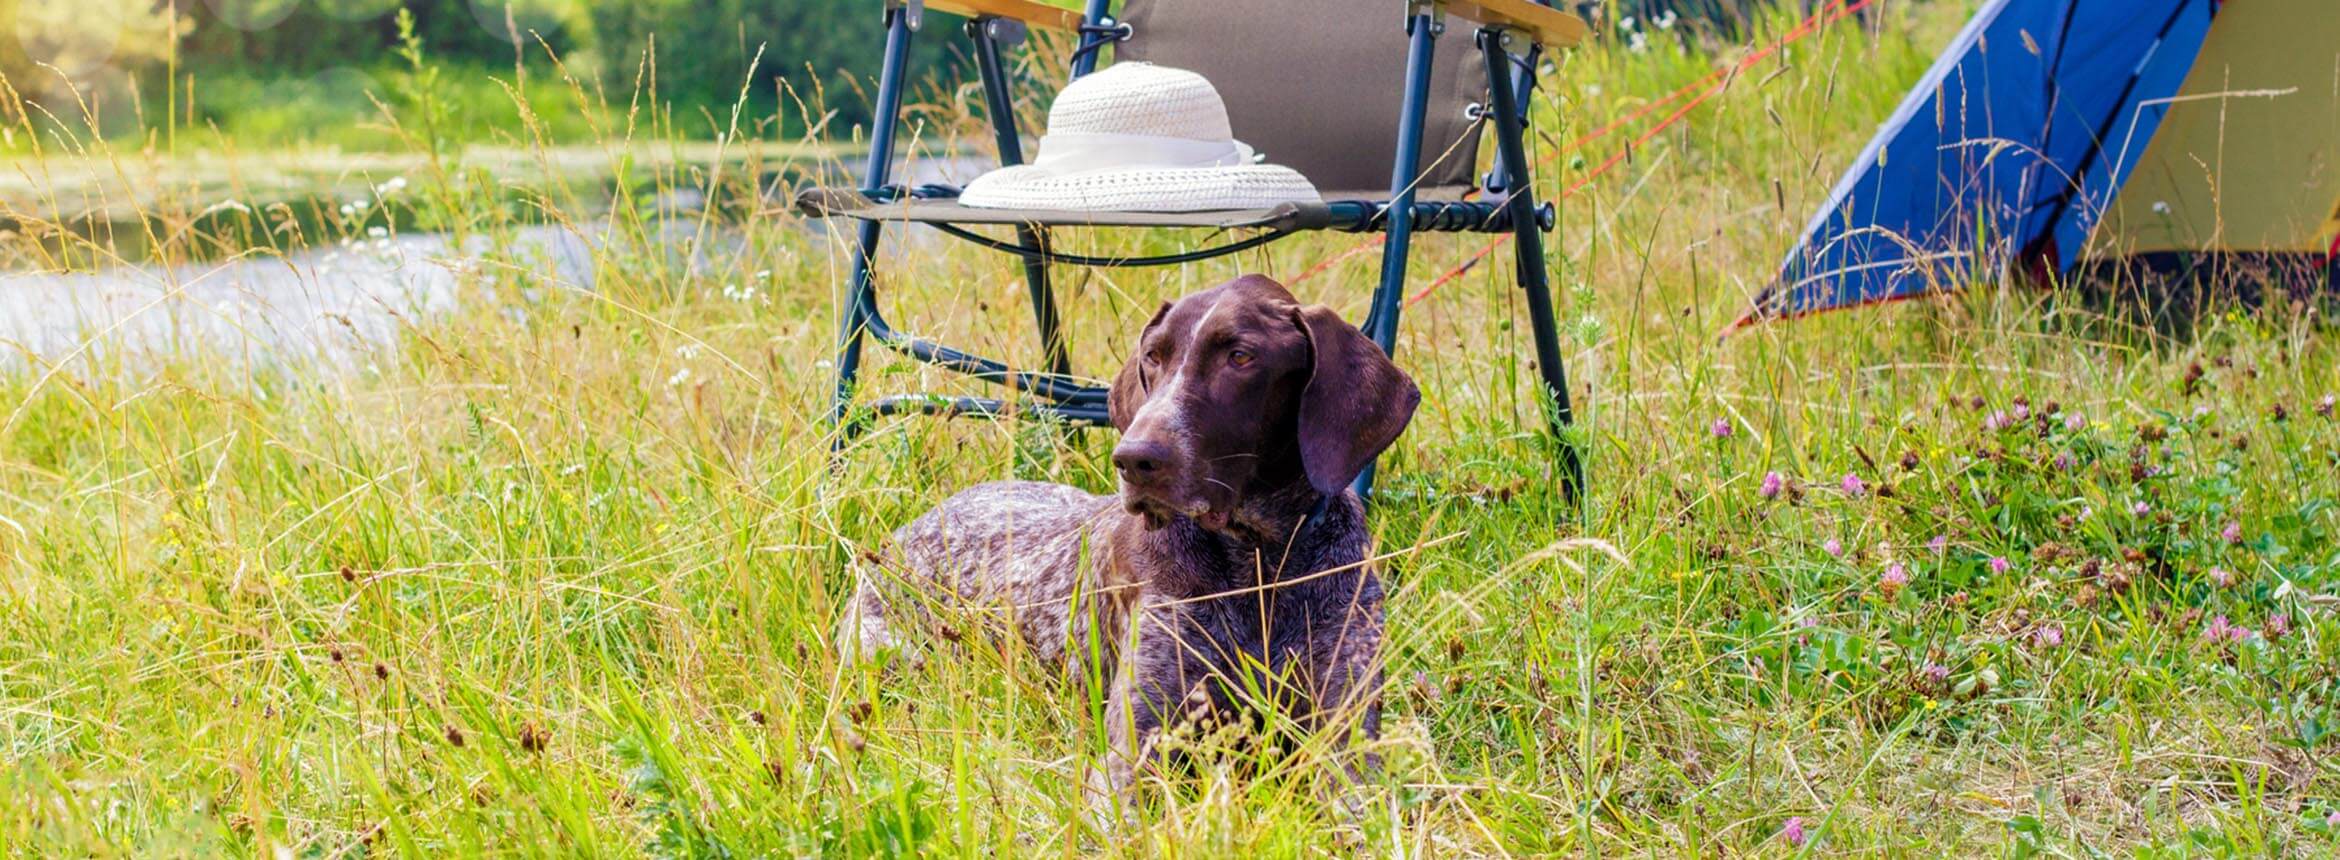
left=4, top=1, right=2340, bottom=855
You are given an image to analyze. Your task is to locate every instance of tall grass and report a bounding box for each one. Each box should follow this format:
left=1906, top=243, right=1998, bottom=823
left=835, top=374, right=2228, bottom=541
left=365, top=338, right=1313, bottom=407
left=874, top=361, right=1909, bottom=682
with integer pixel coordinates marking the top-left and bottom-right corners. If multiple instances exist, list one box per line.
left=2, top=1, right=2338, bottom=855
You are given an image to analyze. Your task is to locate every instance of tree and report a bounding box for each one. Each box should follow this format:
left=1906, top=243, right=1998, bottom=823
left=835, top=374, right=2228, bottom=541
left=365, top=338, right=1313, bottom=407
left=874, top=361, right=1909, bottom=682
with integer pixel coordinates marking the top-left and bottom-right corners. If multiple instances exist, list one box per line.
left=0, top=0, right=180, bottom=101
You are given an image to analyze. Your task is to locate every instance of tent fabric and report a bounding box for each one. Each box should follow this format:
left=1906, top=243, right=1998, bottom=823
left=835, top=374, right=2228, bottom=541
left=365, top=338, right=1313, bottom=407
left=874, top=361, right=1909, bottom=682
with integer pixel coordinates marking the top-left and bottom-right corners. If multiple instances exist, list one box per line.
left=2091, top=0, right=2340, bottom=258
left=1747, top=0, right=2258, bottom=324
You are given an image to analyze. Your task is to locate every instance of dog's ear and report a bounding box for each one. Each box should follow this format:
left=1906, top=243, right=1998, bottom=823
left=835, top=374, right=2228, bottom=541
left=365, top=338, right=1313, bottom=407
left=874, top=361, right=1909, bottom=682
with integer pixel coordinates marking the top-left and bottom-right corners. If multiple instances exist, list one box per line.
left=1295, top=305, right=1420, bottom=495
left=1109, top=301, right=1174, bottom=431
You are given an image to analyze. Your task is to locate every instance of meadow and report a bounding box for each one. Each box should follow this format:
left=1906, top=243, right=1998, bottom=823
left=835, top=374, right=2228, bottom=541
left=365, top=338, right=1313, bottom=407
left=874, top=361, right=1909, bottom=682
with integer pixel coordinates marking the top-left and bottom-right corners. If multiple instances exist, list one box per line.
left=3, top=1, right=2338, bottom=855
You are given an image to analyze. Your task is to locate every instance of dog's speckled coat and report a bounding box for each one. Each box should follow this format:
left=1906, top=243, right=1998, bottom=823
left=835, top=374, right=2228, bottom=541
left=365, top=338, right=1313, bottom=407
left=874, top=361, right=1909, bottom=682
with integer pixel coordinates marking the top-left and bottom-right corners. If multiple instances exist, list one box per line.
left=841, top=275, right=1415, bottom=796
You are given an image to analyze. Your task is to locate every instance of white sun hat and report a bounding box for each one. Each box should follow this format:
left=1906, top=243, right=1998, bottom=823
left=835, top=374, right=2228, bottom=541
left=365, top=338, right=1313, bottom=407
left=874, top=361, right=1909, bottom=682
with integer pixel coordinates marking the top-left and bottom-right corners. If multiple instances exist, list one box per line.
left=957, top=63, right=1322, bottom=212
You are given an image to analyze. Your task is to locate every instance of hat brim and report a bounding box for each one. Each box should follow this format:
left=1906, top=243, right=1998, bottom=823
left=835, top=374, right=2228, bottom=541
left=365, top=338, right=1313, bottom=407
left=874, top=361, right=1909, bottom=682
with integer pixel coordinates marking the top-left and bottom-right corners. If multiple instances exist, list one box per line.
left=957, top=164, right=1321, bottom=213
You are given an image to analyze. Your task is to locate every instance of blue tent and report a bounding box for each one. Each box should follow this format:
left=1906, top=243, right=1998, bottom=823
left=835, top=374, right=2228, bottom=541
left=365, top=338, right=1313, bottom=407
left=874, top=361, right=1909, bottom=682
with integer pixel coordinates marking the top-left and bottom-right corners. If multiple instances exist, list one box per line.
left=1742, top=0, right=2340, bottom=326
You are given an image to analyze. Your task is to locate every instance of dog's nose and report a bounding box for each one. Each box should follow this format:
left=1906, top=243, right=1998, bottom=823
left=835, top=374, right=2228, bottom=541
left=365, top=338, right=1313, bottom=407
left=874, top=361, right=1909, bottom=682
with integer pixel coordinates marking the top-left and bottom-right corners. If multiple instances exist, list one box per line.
left=1112, top=440, right=1173, bottom=483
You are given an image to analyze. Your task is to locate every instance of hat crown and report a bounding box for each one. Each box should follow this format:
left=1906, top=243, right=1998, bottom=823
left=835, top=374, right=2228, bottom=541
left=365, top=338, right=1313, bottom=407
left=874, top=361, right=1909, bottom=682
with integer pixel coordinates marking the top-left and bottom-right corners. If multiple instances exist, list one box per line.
left=1047, top=63, right=1233, bottom=142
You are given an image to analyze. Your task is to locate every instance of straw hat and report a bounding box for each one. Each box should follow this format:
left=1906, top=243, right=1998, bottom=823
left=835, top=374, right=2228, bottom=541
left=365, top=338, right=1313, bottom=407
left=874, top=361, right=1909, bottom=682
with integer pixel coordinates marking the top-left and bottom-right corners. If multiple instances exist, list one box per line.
left=958, top=63, right=1321, bottom=212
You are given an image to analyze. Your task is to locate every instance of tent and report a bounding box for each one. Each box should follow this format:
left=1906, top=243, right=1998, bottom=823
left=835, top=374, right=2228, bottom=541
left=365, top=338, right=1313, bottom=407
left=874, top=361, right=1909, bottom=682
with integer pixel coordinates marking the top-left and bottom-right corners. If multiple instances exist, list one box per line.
left=1741, top=0, right=2340, bottom=326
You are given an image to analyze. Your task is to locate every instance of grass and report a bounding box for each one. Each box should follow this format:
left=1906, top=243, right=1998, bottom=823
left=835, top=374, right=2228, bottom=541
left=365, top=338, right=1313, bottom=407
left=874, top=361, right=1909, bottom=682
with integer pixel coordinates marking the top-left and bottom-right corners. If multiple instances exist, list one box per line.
left=4, top=0, right=2340, bottom=855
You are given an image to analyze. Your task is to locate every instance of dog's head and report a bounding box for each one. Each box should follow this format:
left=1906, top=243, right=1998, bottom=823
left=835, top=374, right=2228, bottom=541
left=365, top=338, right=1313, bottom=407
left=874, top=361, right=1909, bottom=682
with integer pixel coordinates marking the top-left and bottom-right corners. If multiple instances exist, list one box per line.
left=1107, top=275, right=1420, bottom=532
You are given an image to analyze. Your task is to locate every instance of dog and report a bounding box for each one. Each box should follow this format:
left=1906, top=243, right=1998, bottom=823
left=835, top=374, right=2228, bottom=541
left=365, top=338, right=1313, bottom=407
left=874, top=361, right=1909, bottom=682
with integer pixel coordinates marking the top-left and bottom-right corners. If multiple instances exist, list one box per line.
left=840, top=274, right=1420, bottom=797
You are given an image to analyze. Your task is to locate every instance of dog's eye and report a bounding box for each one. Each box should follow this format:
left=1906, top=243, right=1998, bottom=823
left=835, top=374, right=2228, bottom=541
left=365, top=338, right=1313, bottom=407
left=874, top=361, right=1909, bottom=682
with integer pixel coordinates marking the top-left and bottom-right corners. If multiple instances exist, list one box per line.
left=1228, top=349, right=1254, bottom=368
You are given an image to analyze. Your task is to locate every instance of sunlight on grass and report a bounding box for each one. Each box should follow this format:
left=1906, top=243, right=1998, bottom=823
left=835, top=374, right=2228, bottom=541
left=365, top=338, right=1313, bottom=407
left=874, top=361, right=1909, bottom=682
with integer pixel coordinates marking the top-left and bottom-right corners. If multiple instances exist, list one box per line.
left=2, top=1, right=2338, bottom=855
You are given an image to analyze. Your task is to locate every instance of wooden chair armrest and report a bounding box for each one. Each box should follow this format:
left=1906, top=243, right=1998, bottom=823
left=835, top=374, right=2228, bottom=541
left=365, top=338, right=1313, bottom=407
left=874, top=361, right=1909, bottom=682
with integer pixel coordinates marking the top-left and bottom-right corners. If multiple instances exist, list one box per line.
left=923, top=0, right=1085, bottom=31
left=1441, top=0, right=1591, bottom=49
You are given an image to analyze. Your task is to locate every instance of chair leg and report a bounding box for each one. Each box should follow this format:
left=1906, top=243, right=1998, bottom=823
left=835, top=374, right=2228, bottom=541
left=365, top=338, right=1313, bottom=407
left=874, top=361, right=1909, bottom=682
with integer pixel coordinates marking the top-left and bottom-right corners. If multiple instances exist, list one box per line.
left=831, top=222, right=884, bottom=442
left=1350, top=5, right=1444, bottom=501
left=1480, top=27, right=1583, bottom=504
left=971, top=17, right=1071, bottom=378
left=832, top=7, right=916, bottom=449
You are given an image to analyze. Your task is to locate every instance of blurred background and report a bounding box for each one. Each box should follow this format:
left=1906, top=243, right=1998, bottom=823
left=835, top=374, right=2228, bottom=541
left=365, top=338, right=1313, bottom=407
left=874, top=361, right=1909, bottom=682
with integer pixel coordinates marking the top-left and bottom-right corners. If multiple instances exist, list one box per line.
left=0, top=0, right=1813, bottom=150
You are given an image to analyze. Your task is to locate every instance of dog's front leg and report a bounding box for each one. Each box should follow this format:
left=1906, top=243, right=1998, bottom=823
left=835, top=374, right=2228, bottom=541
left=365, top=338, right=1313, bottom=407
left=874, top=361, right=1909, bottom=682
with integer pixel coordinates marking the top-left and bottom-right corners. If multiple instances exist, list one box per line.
left=1085, top=603, right=1201, bottom=813
left=1307, top=582, right=1386, bottom=783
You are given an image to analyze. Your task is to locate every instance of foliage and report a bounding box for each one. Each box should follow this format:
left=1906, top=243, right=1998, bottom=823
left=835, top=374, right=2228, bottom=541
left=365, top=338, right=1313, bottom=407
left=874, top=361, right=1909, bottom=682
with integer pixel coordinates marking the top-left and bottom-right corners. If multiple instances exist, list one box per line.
left=0, top=0, right=179, bottom=102
left=5, top=0, right=2340, bottom=854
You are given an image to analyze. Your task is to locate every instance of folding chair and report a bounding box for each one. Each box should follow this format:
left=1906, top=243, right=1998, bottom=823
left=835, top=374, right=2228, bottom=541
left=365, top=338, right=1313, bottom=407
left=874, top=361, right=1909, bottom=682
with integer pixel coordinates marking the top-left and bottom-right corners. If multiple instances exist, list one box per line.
left=803, top=0, right=1589, bottom=501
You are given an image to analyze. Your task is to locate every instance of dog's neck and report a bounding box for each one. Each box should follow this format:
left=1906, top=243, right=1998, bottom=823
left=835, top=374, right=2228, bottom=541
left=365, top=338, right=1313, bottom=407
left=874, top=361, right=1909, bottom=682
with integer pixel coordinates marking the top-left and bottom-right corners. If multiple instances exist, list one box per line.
left=1168, top=479, right=1332, bottom=559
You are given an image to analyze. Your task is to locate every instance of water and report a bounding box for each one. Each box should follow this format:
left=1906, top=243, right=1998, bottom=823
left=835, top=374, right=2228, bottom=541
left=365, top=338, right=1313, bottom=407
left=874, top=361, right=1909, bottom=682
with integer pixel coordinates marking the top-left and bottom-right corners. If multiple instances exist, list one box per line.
left=0, top=155, right=988, bottom=374
left=0, top=225, right=594, bottom=372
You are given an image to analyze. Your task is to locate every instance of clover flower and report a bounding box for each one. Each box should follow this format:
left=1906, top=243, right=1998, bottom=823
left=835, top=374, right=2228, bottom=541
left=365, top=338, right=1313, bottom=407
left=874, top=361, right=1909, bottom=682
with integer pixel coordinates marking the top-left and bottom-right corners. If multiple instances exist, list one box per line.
left=1760, top=471, right=1785, bottom=500
left=1841, top=473, right=1867, bottom=497
left=1781, top=817, right=1808, bottom=847
left=2031, top=624, right=2063, bottom=648
left=1988, top=556, right=2012, bottom=575
left=1710, top=418, right=1734, bottom=439
left=1879, top=562, right=1910, bottom=594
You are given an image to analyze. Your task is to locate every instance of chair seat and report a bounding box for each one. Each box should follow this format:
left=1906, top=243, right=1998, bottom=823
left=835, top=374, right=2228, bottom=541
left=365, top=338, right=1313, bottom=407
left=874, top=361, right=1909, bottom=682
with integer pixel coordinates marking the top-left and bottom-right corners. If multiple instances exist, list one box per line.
left=796, top=188, right=1337, bottom=231
left=794, top=186, right=1510, bottom=234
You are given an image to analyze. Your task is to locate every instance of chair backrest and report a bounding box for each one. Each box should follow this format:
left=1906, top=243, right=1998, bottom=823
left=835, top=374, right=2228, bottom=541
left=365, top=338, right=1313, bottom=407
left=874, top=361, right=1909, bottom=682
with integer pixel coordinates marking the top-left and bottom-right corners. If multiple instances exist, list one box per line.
left=1116, top=0, right=1489, bottom=197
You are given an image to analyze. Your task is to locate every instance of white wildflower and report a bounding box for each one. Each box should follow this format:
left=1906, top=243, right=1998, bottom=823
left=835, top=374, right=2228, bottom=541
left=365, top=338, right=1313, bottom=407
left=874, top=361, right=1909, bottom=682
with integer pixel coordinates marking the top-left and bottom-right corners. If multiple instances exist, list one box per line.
left=1654, top=10, right=1678, bottom=30
left=667, top=367, right=693, bottom=387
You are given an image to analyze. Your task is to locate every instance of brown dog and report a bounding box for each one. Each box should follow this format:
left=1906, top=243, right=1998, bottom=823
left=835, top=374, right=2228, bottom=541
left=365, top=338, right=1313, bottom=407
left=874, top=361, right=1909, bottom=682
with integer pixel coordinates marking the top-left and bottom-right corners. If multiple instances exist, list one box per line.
left=840, top=274, right=1419, bottom=795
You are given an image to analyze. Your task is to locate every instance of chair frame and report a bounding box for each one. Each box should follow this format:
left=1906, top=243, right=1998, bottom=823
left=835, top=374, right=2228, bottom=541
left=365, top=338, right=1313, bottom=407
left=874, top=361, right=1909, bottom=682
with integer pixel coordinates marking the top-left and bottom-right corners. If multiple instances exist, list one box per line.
left=824, top=0, right=1585, bottom=501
